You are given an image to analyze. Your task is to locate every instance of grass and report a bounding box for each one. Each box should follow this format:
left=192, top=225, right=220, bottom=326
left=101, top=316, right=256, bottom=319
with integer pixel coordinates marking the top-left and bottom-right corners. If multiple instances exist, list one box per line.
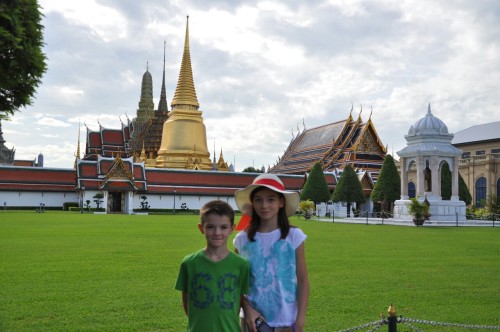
left=0, top=211, right=499, bottom=331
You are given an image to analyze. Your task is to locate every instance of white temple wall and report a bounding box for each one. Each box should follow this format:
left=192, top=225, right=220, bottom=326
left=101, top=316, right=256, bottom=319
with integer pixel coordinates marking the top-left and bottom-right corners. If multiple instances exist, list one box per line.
left=132, top=193, right=237, bottom=212
left=0, top=192, right=78, bottom=208
left=0, top=189, right=243, bottom=213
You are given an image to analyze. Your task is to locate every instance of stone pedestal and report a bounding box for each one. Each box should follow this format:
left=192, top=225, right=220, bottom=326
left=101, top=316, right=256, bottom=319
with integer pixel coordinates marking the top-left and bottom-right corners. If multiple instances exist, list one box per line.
left=394, top=196, right=466, bottom=222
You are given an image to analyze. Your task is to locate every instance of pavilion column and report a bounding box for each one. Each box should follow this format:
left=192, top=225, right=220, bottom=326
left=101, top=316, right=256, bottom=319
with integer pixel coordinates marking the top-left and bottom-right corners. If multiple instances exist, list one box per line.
left=431, top=156, right=439, bottom=196
left=416, top=156, right=425, bottom=197
left=400, top=157, right=408, bottom=199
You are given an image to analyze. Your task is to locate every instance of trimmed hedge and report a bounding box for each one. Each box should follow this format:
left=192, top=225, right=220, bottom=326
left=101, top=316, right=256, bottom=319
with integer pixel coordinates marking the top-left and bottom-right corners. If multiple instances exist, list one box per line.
left=63, top=202, right=79, bottom=211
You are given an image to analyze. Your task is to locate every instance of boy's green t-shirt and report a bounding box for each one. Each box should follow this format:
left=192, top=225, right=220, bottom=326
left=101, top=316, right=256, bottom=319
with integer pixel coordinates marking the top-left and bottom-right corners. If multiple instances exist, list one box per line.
left=175, top=250, right=250, bottom=332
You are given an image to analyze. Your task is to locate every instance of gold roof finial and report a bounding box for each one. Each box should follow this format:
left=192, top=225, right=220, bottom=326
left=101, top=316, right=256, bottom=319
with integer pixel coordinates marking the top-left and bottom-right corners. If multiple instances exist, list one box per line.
left=171, top=15, right=200, bottom=109
left=387, top=304, right=397, bottom=317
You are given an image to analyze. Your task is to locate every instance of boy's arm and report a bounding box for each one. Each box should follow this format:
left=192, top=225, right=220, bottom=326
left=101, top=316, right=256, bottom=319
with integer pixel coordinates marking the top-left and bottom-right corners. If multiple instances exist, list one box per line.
left=295, top=242, right=309, bottom=331
left=241, top=296, right=260, bottom=332
left=181, top=291, right=188, bottom=315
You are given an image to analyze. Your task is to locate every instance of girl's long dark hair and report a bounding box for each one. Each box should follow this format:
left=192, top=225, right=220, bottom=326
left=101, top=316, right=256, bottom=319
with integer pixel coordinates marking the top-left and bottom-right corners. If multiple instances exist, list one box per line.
left=246, top=186, right=291, bottom=242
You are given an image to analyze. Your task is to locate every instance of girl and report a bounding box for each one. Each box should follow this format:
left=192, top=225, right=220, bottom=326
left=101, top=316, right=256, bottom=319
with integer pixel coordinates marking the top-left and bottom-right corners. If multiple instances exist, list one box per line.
left=233, top=174, right=309, bottom=332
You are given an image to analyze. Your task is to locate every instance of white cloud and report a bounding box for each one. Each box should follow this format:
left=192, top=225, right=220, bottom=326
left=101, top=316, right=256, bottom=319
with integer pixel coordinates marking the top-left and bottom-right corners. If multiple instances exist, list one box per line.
left=2, top=0, right=498, bottom=170
left=36, top=117, right=71, bottom=128
left=40, top=0, right=128, bottom=41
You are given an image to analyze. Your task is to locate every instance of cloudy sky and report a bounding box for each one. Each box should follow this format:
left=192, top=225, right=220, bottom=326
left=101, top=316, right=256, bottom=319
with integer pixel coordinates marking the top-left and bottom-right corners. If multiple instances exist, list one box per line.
left=4, top=0, right=500, bottom=171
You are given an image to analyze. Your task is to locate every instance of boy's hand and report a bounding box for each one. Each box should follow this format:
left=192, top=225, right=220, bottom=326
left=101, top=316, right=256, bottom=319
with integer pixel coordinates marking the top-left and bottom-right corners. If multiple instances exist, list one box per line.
left=242, top=302, right=261, bottom=332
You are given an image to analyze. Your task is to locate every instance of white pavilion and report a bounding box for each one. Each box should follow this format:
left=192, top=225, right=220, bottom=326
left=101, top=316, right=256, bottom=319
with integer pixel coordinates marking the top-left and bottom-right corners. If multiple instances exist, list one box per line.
left=394, top=104, right=466, bottom=222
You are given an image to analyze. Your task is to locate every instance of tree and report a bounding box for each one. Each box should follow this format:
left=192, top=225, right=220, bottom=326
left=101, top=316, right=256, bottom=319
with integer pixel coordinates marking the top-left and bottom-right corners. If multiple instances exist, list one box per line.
left=0, top=0, right=47, bottom=119
left=440, top=162, right=471, bottom=205
left=300, top=162, right=330, bottom=204
left=93, top=192, right=104, bottom=211
left=371, top=154, right=401, bottom=214
left=140, top=195, right=150, bottom=211
left=441, top=162, right=451, bottom=200
left=242, top=166, right=264, bottom=173
left=331, top=165, right=365, bottom=217
left=487, top=194, right=500, bottom=214
left=458, top=172, right=472, bottom=205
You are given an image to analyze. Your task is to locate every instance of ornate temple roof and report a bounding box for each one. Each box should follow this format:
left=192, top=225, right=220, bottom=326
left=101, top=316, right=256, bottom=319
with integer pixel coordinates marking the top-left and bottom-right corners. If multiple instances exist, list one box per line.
left=268, top=111, right=386, bottom=180
left=84, top=124, right=130, bottom=161
left=76, top=155, right=147, bottom=191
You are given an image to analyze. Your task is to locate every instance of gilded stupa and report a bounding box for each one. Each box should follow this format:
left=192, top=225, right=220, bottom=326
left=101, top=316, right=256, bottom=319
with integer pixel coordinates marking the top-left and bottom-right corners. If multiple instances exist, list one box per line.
left=156, top=16, right=212, bottom=170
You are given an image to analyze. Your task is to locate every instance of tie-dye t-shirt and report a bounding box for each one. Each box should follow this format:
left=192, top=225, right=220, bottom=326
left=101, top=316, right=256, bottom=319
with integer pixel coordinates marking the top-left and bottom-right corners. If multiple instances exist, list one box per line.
left=233, top=227, right=306, bottom=327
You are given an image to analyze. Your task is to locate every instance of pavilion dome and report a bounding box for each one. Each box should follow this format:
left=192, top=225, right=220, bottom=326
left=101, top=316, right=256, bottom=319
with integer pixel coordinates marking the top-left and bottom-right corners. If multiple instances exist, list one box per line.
left=407, top=103, right=448, bottom=136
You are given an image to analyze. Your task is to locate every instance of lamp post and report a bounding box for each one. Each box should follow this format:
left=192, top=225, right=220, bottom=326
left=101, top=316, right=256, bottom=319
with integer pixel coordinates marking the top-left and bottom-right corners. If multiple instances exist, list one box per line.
left=173, top=189, right=176, bottom=214
left=80, top=185, right=85, bottom=214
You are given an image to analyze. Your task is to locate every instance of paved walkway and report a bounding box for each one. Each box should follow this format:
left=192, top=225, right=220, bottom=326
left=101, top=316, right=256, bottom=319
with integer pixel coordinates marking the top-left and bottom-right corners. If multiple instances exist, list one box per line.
left=313, top=216, right=498, bottom=227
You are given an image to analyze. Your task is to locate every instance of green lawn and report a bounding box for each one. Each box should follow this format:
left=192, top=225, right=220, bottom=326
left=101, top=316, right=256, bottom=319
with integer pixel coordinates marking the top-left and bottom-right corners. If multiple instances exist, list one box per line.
left=0, top=211, right=499, bottom=331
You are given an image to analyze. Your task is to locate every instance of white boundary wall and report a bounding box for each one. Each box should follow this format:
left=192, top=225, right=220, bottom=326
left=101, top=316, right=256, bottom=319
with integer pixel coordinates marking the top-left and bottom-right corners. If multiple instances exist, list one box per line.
left=0, top=192, right=78, bottom=209
left=0, top=189, right=246, bottom=214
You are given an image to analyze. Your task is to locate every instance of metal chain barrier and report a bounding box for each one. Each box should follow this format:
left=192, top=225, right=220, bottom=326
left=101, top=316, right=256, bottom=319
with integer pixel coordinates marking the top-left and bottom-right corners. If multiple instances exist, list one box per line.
left=399, top=320, right=424, bottom=332
left=339, top=305, right=500, bottom=331
left=401, top=317, right=500, bottom=330
left=338, top=319, right=385, bottom=332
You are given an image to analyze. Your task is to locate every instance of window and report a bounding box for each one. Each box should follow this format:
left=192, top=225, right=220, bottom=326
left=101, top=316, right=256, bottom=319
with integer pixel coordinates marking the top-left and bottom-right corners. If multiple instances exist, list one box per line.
left=462, top=152, right=470, bottom=158
left=492, top=148, right=500, bottom=154
left=475, top=177, right=486, bottom=207
left=476, top=150, right=485, bottom=156
left=408, top=182, right=416, bottom=198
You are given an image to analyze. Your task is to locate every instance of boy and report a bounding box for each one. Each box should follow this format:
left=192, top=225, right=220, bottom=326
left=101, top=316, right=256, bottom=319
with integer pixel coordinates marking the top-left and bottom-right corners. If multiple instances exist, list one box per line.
left=175, top=200, right=250, bottom=332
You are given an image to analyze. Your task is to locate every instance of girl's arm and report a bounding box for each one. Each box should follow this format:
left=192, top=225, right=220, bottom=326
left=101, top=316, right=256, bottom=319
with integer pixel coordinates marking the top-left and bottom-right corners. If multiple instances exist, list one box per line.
left=295, top=242, right=309, bottom=331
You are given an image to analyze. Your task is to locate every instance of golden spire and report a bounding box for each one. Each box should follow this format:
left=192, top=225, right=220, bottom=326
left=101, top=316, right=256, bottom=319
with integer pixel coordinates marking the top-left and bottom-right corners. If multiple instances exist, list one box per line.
left=218, top=149, right=226, bottom=164
left=156, top=16, right=212, bottom=170
left=140, top=141, right=146, bottom=162
left=217, top=148, right=229, bottom=171
left=157, top=40, right=169, bottom=113
left=171, top=15, right=200, bottom=110
left=74, top=123, right=81, bottom=169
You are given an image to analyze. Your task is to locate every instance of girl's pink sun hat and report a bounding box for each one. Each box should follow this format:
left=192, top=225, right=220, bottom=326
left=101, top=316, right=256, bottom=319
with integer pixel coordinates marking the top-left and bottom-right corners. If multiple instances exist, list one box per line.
left=235, top=174, right=300, bottom=217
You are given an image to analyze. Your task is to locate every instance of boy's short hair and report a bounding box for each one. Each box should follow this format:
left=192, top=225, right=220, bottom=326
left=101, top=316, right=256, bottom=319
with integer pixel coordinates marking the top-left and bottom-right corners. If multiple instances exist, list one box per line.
left=200, top=200, right=235, bottom=225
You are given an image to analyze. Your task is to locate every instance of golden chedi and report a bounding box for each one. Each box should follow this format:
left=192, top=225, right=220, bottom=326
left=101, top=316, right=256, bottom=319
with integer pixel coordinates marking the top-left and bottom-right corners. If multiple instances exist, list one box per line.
left=156, top=16, right=212, bottom=170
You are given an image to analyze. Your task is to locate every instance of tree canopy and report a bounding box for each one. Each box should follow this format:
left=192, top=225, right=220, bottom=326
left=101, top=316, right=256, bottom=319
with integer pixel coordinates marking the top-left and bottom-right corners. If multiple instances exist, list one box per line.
left=242, top=166, right=264, bottom=173
left=458, top=172, right=472, bottom=205
left=300, top=162, right=330, bottom=204
left=331, top=165, right=365, bottom=209
left=370, top=154, right=401, bottom=209
left=0, top=0, right=47, bottom=119
left=440, top=162, right=471, bottom=205
left=331, top=165, right=364, bottom=217
left=441, top=162, right=452, bottom=200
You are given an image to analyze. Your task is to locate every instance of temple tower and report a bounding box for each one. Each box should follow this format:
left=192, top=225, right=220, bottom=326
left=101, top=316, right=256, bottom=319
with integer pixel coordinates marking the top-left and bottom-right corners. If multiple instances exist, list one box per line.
left=0, top=120, right=15, bottom=165
left=129, top=64, right=155, bottom=157
left=141, top=41, right=170, bottom=167
left=137, top=64, right=155, bottom=122
left=156, top=16, right=212, bottom=170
